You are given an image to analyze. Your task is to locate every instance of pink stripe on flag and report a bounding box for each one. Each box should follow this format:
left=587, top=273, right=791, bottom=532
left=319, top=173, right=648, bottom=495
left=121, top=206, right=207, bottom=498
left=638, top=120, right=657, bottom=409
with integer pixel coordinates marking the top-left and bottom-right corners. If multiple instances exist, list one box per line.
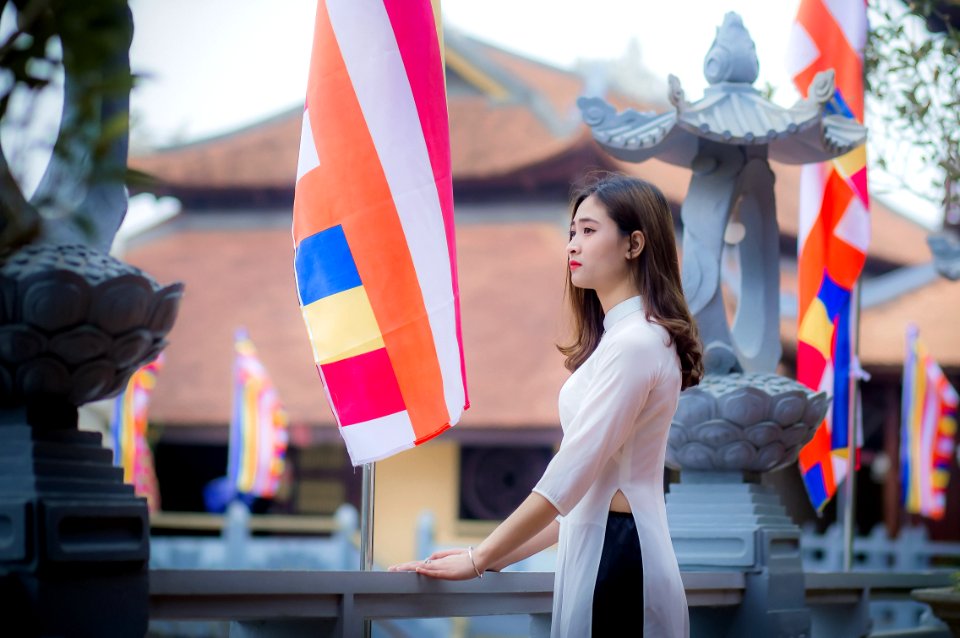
left=320, top=347, right=406, bottom=426
left=383, top=0, right=468, bottom=407
left=849, top=167, right=869, bottom=207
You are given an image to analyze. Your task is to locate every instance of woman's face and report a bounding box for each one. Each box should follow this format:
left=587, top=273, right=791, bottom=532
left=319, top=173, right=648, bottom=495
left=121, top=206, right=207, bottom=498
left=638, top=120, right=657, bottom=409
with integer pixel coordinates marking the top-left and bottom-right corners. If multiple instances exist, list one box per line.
left=567, top=195, right=633, bottom=294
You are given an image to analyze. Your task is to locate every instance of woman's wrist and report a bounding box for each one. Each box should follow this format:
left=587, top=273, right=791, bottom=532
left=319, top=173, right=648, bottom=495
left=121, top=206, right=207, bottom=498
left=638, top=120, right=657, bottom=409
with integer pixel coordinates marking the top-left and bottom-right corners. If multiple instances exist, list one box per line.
left=467, top=546, right=483, bottom=578
left=472, top=544, right=493, bottom=575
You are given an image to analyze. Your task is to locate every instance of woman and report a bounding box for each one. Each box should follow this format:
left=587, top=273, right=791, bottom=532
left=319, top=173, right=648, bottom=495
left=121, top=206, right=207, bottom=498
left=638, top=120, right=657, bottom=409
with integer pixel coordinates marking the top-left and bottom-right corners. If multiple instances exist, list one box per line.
left=389, top=172, right=703, bottom=637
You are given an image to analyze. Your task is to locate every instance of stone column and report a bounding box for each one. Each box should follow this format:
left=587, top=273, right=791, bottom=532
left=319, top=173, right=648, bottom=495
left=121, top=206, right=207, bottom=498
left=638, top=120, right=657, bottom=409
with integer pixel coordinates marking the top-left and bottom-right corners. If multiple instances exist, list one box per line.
left=0, top=244, right=182, bottom=636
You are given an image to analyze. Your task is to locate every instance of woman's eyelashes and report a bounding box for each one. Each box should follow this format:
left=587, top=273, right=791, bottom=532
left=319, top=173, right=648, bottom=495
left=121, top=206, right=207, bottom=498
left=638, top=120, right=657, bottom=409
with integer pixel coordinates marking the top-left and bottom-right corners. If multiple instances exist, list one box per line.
left=568, top=227, right=596, bottom=239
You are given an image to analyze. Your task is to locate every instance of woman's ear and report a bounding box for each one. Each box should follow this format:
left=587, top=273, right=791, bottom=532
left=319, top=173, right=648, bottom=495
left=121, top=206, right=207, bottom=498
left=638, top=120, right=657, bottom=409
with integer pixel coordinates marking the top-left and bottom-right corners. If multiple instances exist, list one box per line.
left=627, top=231, right=645, bottom=259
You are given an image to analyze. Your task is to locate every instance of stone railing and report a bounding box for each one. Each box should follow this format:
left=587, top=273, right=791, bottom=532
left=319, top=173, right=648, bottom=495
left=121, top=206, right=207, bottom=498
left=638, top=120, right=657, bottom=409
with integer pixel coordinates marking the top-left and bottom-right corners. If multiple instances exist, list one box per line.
left=148, top=504, right=957, bottom=637
left=147, top=568, right=953, bottom=638
left=148, top=569, right=745, bottom=638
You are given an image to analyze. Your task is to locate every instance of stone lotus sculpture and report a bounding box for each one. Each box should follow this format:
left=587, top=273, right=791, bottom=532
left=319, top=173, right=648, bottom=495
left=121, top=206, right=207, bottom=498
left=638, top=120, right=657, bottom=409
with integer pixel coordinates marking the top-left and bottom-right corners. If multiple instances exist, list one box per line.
left=667, top=373, right=828, bottom=473
left=0, top=244, right=182, bottom=405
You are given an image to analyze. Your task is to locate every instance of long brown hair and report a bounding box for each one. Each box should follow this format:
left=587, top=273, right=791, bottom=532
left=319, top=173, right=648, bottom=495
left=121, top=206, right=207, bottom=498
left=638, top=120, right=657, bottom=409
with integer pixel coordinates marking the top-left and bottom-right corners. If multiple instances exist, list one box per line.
left=558, top=172, right=704, bottom=390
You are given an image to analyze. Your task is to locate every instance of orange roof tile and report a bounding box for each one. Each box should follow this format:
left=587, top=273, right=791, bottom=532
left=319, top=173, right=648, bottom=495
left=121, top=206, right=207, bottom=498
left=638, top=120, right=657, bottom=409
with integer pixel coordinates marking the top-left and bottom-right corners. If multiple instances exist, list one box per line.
left=126, top=212, right=959, bottom=435
left=132, top=111, right=302, bottom=189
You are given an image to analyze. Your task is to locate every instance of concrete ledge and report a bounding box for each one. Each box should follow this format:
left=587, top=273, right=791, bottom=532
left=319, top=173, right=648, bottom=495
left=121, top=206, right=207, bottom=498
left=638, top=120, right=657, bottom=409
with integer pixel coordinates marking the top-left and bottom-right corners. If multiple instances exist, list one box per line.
left=150, top=569, right=746, bottom=622
left=150, top=569, right=950, bottom=637
left=150, top=570, right=554, bottom=621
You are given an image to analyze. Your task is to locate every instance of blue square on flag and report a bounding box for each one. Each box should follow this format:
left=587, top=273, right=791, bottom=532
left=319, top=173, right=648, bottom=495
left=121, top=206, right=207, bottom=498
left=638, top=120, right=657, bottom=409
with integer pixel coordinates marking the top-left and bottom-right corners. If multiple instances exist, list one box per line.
left=295, top=225, right=362, bottom=306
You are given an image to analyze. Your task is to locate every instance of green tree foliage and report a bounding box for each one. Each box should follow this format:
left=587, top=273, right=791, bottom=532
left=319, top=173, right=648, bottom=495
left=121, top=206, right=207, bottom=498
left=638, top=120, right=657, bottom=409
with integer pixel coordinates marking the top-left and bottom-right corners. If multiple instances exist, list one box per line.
left=0, top=0, right=135, bottom=253
left=866, top=0, right=960, bottom=223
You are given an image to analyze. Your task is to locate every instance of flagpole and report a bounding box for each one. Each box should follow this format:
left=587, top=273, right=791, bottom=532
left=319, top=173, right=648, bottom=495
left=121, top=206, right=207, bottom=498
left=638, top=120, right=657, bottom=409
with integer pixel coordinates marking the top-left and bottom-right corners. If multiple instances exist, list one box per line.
left=360, top=462, right=375, bottom=570
left=842, top=281, right=862, bottom=571
left=360, top=462, right=375, bottom=638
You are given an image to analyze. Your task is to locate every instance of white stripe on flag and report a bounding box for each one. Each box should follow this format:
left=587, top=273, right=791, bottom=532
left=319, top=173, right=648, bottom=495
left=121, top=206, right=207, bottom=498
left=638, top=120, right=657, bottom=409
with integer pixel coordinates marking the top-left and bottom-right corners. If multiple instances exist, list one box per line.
left=831, top=450, right=849, bottom=487
left=297, top=107, right=321, bottom=183
left=340, top=410, right=417, bottom=465
left=822, top=0, right=868, bottom=56
left=919, top=377, right=938, bottom=513
left=937, top=436, right=953, bottom=456
left=797, top=163, right=824, bottom=251
left=328, top=0, right=465, bottom=425
left=819, top=360, right=834, bottom=397
left=785, top=22, right=819, bottom=80
left=832, top=194, right=870, bottom=254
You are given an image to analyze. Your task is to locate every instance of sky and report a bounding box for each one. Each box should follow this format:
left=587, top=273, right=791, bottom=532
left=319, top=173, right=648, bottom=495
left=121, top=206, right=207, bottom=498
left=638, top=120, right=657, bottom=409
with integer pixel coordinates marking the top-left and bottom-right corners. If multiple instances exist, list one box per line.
left=0, top=0, right=945, bottom=228
left=126, top=0, right=805, bottom=144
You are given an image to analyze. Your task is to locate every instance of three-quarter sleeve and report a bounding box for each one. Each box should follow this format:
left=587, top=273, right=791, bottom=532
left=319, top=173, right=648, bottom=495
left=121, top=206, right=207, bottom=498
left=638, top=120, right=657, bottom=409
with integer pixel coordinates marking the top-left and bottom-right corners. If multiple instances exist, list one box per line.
left=533, top=332, right=662, bottom=516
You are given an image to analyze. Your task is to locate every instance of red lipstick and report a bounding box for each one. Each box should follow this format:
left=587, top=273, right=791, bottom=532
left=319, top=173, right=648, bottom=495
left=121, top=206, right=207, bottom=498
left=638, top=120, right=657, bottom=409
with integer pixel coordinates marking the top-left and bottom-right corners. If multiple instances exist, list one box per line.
left=569, top=260, right=582, bottom=271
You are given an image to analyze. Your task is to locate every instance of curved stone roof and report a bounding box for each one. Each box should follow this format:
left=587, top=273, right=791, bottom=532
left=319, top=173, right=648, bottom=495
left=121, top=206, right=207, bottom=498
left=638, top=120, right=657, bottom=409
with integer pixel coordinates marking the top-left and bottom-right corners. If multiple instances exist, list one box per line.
left=579, top=70, right=866, bottom=167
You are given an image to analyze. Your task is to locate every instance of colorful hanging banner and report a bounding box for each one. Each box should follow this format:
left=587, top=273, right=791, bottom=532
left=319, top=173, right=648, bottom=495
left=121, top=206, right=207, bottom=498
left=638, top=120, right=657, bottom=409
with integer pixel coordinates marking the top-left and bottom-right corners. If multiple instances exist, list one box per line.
left=788, top=0, right=871, bottom=512
left=111, top=353, right=164, bottom=513
left=901, top=324, right=958, bottom=520
left=292, top=0, right=468, bottom=466
left=228, top=327, right=289, bottom=498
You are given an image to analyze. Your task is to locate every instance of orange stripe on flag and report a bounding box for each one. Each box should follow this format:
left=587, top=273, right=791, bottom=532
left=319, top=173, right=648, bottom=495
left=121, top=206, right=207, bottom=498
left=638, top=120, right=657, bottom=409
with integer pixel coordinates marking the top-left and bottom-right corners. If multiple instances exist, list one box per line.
left=799, top=422, right=836, bottom=488
left=797, top=214, right=826, bottom=321
left=826, top=234, right=868, bottom=290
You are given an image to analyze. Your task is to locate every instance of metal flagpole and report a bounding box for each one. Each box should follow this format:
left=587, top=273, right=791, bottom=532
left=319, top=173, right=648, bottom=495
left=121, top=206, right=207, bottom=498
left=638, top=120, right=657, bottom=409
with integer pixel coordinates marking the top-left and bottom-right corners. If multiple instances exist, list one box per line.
left=361, top=462, right=375, bottom=569
left=361, top=462, right=375, bottom=637
left=842, top=282, right=862, bottom=571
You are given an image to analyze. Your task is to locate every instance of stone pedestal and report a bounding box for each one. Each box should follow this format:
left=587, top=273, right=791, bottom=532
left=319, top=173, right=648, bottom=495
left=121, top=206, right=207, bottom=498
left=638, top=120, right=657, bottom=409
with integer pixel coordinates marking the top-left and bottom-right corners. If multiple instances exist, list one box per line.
left=668, top=471, right=810, bottom=638
left=0, top=408, right=149, bottom=637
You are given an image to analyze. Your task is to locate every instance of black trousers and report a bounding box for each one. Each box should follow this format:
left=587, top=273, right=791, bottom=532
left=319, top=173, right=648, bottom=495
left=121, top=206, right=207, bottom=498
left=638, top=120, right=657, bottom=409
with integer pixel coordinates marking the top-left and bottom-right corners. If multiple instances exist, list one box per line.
left=592, top=511, right=644, bottom=637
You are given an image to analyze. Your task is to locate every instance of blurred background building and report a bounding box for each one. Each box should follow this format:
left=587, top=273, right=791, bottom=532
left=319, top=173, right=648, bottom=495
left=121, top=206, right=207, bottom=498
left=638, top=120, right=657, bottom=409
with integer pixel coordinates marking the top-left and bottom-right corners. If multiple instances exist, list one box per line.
left=118, top=31, right=959, bottom=567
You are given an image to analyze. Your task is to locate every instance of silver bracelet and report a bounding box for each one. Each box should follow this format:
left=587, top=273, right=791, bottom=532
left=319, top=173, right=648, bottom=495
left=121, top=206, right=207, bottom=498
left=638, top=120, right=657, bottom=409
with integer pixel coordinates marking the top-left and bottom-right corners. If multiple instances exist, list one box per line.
left=467, top=546, right=483, bottom=579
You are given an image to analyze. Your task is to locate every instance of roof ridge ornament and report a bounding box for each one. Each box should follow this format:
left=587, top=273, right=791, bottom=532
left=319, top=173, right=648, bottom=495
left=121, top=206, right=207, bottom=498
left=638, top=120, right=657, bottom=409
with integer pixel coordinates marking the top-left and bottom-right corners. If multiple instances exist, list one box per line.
left=804, top=69, right=837, bottom=107
left=704, top=12, right=760, bottom=86
left=668, top=75, right=688, bottom=112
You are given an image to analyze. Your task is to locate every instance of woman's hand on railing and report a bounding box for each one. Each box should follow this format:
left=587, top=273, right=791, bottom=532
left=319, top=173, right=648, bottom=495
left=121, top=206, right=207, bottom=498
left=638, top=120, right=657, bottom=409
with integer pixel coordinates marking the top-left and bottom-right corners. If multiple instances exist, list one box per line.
left=388, top=548, right=479, bottom=580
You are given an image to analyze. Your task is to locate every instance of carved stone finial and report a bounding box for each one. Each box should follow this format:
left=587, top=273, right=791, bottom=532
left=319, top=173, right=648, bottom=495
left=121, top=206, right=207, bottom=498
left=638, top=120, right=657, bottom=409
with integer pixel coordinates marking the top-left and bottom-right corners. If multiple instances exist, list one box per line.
left=668, top=74, right=688, bottom=111
left=807, top=69, right=837, bottom=106
left=703, top=12, right=760, bottom=85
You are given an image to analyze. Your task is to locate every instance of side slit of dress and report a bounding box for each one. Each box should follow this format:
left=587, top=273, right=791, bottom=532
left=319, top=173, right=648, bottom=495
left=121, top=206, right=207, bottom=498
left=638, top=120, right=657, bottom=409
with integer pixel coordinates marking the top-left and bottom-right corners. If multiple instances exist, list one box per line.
left=591, top=510, right=644, bottom=637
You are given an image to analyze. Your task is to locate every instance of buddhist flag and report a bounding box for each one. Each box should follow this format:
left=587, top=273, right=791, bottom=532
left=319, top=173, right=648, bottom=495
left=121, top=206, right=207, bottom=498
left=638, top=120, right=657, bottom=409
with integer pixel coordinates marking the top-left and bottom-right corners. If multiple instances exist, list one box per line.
left=292, top=0, right=467, bottom=466
left=901, top=324, right=958, bottom=520
left=111, top=353, right=164, bottom=513
left=228, top=328, right=289, bottom=499
left=788, top=0, right=871, bottom=512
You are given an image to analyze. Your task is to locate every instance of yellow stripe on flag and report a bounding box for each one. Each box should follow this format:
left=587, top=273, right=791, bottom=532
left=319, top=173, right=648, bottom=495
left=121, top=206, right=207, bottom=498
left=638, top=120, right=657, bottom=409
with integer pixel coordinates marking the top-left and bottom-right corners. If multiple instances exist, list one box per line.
left=239, top=378, right=262, bottom=492
left=798, top=297, right=834, bottom=360
left=832, top=145, right=866, bottom=180
left=302, top=286, right=385, bottom=364
left=941, top=415, right=957, bottom=437
left=932, top=470, right=950, bottom=490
